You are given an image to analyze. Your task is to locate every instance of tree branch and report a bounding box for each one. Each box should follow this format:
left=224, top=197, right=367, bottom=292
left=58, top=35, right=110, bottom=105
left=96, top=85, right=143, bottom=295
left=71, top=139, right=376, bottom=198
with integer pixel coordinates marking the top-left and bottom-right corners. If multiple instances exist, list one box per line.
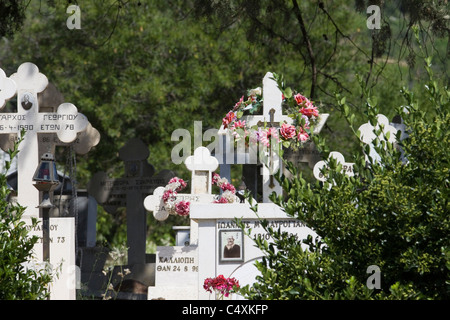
left=291, top=0, right=317, bottom=99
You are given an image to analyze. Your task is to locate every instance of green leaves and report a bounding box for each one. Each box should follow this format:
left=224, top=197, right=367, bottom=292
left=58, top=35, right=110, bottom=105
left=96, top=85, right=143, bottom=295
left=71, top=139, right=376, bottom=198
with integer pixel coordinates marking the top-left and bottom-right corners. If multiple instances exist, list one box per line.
left=241, top=55, right=450, bottom=300
left=0, top=134, right=53, bottom=300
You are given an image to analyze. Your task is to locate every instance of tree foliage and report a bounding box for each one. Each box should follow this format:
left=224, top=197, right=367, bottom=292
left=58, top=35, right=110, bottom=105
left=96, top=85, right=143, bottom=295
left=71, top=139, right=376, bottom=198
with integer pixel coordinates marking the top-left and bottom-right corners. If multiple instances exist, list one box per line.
left=0, top=131, right=53, bottom=300
left=0, top=0, right=447, bottom=250
left=240, top=49, right=449, bottom=299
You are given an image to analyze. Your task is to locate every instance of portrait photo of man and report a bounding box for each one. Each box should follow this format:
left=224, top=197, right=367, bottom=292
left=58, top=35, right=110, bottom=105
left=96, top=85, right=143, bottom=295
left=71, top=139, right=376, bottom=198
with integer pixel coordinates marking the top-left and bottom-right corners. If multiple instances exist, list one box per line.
left=219, top=230, right=243, bottom=262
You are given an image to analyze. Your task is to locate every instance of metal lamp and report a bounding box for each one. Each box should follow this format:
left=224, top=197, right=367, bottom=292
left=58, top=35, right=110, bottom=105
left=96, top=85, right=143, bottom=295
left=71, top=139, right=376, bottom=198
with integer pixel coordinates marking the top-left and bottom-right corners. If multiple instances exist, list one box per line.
left=33, top=152, right=60, bottom=208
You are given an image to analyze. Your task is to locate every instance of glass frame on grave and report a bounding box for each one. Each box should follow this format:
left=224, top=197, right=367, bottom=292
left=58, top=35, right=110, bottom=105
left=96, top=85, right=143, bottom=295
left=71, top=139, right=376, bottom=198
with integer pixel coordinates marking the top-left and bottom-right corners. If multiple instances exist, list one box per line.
left=219, top=229, right=244, bottom=263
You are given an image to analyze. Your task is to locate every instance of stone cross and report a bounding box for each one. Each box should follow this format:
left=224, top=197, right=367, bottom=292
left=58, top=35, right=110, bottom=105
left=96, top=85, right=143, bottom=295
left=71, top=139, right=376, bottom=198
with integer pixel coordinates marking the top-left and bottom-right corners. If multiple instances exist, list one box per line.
left=313, top=151, right=355, bottom=182
left=87, top=138, right=174, bottom=265
left=144, top=146, right=222, bottom=223
left=358, top=114, right=398, bottom=163
left=0, top=63, right=89, bottom=217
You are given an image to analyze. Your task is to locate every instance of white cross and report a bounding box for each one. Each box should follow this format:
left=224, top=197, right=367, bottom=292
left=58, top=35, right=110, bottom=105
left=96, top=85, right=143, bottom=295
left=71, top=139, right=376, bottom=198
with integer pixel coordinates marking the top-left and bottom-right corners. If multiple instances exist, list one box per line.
left=0, top=69, right=16, bottom=108
left=358, top=114, right=398, bottom=163
left=144, top=147, right=222, bottom=222
left=313, top=151, right=355, bottom=182
left=0, top=63, right=89, bottom=217
left=184, top=146, right=219, bottom=194
left=241, top=72, right=329, bottom=202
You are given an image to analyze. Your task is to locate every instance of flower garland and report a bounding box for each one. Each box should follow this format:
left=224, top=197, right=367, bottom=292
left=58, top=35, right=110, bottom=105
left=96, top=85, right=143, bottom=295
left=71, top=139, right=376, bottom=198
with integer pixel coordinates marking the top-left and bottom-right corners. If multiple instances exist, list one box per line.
left=162, top=177, right=190, bottom=216
left=203, top=275, right=240, bottom=299
left=222, top=73, right=320, bottom=149
left=161, top=174, right=238, bottom=217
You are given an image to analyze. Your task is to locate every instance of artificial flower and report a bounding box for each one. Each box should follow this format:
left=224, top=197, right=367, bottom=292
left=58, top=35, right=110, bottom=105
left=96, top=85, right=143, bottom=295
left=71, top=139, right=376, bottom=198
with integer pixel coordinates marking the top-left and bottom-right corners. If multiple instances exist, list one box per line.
left=280, top=122, right=296, bottom=139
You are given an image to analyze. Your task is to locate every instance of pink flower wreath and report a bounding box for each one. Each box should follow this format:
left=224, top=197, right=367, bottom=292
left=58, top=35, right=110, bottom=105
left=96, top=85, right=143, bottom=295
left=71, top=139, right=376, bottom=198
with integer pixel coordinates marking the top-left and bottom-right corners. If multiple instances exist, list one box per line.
left=161, top=174, right=237, bottom=217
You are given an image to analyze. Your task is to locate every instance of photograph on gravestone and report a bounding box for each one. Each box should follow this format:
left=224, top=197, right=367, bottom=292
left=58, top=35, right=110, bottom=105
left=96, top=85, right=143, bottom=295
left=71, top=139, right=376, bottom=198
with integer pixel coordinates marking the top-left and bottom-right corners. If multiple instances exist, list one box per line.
left=219, top=229, right=244, bottom=262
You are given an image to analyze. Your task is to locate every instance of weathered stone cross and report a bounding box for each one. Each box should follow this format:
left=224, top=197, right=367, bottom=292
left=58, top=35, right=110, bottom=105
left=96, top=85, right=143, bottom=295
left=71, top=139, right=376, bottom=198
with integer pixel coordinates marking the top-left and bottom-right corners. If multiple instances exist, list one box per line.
left=0, top=63, right=89, bottom=217
left=87, top=138, right=175, bottom=265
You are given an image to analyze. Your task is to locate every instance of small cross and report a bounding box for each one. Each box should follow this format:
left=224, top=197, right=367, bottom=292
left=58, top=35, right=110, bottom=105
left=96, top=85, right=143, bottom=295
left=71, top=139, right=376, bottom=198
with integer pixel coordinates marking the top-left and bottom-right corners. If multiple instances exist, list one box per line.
left=0, top=69, right=16, bottom=108
left=184, top=146, right=219, bottom=194
left=358, top=114, right=398, bottom=163
left=144, top=147, right=221, bottom=222
left=313, top=151, right=354, bottom=182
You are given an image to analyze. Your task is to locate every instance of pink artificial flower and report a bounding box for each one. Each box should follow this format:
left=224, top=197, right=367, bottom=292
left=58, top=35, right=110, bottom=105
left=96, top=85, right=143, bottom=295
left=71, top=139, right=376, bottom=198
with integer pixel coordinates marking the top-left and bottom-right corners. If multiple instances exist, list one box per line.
left=301, top=114, right=310, bottom=128
left=222, top=111, right=236, bottom=129
left=162, top=189, right=176, bottom=202
left=280, top=122, right=296, bottom=140
left=168, top=177, right=187, bottom=192
left=233, top=95, right=244, bottom=110
left=220, top=182, right=236, bottom=193
left=259, top=127, right=279, bottom=147
left=294, top=93, right=308, bottom=105
left=299, top=106, right=319, bottom=118
left=175, top=200, right=190, bottom=216
left=214, top=197, right=228, bottom=204
left=232, top=120, right=246, bottom=129
left=297, top=128, right=309, bottom=142
left=212, top=172, right=220, bottom=185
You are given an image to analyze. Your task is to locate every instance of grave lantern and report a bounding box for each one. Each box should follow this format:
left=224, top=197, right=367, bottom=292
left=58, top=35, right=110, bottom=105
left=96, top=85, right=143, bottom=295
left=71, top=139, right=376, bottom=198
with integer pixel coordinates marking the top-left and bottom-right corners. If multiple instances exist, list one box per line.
left=33, top=152, right=60, bottom=208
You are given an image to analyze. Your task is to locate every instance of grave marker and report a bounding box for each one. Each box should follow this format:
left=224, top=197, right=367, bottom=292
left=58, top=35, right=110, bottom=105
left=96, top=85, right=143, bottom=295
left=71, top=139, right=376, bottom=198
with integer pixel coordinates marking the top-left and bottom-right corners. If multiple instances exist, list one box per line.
left=144, top=146, right=221, bottom=222
left=313, top=151, right=355, bottom=182
left=0, top=63, right=89, bottom=217
left=358, top=114, right=398, bottom=163
left=190, top=202, right=319, bottom=300
left=148, top=246, right=199, bottom=300
left=0, top=62, right=94, bottom=300
left=217, top=72, right=329, bottom=202
left=88, top=138, right=174, bottom=265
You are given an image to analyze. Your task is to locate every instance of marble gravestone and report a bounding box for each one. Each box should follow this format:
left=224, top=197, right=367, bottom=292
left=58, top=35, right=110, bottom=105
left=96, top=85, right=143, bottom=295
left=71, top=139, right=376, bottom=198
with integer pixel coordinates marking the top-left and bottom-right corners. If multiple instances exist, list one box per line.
left=0, top=63, right=89, bottom=217
left=0, top=63, right=93, bottom=300
left=145, top=146, right=319, bottom=300
left=189, top=202, right=320, bottom=300
left=146, top=146, right=235, bottom=300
